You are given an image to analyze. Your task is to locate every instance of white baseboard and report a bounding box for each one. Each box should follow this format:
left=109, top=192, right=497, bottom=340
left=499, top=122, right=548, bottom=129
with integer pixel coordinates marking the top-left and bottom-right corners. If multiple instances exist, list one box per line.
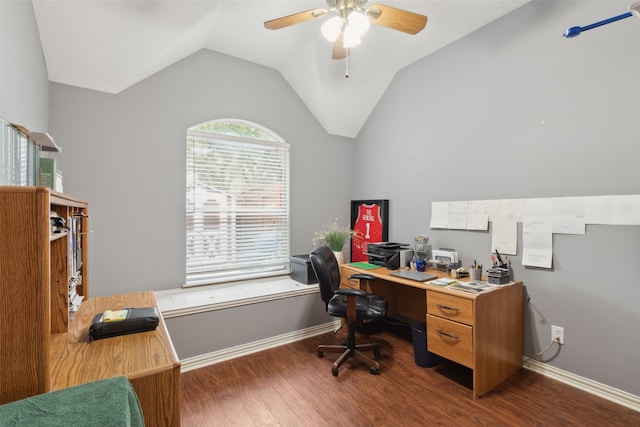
left=180, top=320, right=341, bottom=373
left=523, top=357, right=640, bottom=413
left=180, top=327, right=639, bottom=413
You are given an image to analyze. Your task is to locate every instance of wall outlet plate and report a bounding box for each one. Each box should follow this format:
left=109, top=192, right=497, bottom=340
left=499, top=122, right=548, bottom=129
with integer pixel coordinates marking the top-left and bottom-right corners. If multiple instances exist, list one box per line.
left=552, top=325, right=565, bottom=345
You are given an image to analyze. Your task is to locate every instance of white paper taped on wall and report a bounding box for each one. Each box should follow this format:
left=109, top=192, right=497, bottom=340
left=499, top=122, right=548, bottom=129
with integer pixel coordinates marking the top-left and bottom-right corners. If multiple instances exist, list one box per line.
left=430, top=194, right=640, bottom=269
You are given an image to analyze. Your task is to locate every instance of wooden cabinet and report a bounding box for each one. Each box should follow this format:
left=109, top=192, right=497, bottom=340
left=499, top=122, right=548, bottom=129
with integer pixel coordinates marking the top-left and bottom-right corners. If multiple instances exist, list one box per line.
left=426, top=292, right=475, bottom=368
left=1, top=186, right=88, bottom=403
left=50, top=291, right=181, bottom=426
left=341, top=263, right=523, bottom=399
left=426, top=284, right=524, bottom=398
left=0, top=187, right=180, bottom=425
left=50, top=192, right=89, bottom=333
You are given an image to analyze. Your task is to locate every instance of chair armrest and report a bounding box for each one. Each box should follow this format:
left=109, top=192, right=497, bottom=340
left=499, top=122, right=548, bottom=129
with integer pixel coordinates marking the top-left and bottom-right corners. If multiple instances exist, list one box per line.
left=335, top=288, right=367, bottom=297
left=348, top=273, right=376, bottom=281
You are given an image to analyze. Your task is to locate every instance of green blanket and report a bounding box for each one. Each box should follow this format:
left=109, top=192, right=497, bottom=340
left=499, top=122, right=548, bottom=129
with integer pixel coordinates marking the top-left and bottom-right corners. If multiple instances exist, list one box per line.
left=0, top=376, right=144, bottom=427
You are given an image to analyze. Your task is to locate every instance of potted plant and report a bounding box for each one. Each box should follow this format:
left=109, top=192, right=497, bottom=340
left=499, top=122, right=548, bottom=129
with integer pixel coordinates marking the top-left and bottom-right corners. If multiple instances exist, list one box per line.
left=312, top=218, right=355, bottom=265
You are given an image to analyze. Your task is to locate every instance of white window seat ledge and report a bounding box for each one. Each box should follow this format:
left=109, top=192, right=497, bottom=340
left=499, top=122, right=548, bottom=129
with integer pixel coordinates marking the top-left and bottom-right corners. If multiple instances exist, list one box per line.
left=154, top=276, right=318, bottom=318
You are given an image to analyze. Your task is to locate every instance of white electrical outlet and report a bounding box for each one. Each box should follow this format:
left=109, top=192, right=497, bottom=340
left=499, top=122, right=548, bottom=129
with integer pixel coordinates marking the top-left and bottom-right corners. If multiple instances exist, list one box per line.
left=552, top=325, right=565, bottom=345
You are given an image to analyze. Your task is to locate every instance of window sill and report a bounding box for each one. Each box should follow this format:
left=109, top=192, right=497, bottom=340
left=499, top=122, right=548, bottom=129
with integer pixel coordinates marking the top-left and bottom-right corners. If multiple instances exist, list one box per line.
left=154, top=276, right=318, bottom=318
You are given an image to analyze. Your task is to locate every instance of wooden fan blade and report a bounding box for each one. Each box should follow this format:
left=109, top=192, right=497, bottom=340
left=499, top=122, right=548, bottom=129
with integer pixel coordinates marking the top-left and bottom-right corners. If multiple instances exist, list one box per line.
left=332, top=43, right=348, bottom=60
left=366, top=4, right=428, bottom=35
left=264, top=8, right=327, bottom=30
left=332, top=28, right=349, bottom=60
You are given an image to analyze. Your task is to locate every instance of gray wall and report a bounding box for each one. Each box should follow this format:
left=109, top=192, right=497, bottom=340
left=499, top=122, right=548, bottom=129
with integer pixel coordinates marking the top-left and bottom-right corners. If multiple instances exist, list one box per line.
left=167, top=293, right=328, bottom=359
left=0, top=0, right=48, bottom=130
left=49, top=49, right=349, bottom=359
left=50, top=49, right=355, bottom=296
left=4, top=0, right=638, bottom=400
left=353, top=1, right=639, bottom=396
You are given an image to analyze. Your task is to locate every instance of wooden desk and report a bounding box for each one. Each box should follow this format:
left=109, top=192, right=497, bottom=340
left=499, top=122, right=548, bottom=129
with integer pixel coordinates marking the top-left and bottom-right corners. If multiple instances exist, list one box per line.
left=50, top=291, right=181, bottom=426
left=341, top=265, right=523, bottom=399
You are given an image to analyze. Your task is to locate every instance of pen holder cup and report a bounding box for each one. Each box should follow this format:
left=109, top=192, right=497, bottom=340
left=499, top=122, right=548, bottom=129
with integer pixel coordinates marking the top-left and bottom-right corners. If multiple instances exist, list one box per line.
left=469, top=268, right=482, bottom=281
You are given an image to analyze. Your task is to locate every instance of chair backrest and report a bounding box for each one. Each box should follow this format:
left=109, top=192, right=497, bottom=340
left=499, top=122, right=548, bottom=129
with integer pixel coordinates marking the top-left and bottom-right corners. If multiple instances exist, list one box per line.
left=309, top=245, right=341, bottom=306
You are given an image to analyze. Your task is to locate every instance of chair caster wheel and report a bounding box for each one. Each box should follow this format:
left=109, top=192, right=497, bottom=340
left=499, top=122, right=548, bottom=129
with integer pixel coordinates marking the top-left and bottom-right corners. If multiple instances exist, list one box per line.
left=369, top=366, right=379, bottom=375
left=317, top=351, right=324, bottom=357
left=373, top=349, right=380, bottom=359
left=332, top=367, right=339, bottom=377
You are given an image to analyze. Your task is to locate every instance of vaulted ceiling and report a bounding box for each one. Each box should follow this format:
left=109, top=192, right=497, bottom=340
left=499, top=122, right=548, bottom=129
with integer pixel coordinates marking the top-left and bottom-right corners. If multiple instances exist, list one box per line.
left=32, top=1, right=530, bottom=138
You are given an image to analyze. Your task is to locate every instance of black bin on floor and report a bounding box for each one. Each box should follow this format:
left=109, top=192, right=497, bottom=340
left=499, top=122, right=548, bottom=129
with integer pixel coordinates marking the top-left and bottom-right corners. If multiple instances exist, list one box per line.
left=411, top=322, right=440, bottom=368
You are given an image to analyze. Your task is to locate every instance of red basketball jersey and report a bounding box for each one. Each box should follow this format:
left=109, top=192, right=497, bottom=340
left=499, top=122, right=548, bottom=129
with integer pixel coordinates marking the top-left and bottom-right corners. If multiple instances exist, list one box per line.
left=352, top=203, right=383, bottom=262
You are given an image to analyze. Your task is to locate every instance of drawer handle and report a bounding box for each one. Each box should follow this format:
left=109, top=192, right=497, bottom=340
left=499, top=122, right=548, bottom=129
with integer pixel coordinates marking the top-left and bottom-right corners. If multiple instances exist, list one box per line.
left=437, top=329, right=460, bottom=341
left=437, top=304, right=459, bottom=313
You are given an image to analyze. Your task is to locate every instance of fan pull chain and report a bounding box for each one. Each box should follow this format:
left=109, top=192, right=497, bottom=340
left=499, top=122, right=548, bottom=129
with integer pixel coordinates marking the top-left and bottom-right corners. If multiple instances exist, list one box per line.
left=345, top=48, right=349, bottom=78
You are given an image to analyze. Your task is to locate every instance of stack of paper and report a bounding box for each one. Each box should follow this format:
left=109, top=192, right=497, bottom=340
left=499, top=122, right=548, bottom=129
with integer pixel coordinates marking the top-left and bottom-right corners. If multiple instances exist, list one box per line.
left=429, top=278, right=458, bottom=287
left=449, top=281, right=494, bottom=294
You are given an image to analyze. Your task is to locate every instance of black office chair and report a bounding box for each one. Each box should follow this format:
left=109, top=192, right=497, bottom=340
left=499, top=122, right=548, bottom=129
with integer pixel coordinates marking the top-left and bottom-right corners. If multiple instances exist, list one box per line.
left=309, top=245, right=388, bottom=376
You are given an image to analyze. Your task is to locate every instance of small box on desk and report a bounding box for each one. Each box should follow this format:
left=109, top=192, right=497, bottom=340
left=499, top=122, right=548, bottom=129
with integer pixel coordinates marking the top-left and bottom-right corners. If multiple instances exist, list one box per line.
left=488, top=275, right=511, bottom=285
left=487, top=267, right=510, bottom=285
left=290, top=255, right=317, bottom=284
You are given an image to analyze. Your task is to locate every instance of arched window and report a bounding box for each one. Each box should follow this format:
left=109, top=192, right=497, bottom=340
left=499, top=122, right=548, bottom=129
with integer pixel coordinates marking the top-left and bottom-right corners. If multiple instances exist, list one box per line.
left=186, top=119, right=290, bottom=286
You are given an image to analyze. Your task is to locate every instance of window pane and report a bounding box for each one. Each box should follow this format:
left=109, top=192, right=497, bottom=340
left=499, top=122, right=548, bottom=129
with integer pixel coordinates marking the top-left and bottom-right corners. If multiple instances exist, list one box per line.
left=186, top=121, right=289, bottom=286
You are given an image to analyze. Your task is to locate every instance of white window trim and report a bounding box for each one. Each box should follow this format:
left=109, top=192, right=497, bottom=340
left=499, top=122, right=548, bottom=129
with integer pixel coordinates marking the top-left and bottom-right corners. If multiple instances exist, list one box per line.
left=186, top=121, right=290, bottom=287
left=155, top=276, right=318, bottom=318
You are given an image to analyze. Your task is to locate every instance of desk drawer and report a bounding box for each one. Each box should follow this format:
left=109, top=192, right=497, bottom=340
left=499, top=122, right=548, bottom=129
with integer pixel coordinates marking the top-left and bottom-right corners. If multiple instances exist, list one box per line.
left=427, top=314, right=473, bottom=368
left=427, top=291, right=474, bottom=325
left=340, top=268, right=361, bottom=289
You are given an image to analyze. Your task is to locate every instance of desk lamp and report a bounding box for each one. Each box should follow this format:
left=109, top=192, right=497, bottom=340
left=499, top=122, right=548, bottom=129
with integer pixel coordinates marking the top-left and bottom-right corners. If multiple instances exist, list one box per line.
left=563, top=2, right=640, bottom=38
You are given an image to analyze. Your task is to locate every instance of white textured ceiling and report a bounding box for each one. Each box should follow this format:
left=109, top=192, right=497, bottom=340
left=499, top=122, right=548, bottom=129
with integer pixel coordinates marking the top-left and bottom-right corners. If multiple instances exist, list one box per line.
left=32, top=1, right=530, bottom=138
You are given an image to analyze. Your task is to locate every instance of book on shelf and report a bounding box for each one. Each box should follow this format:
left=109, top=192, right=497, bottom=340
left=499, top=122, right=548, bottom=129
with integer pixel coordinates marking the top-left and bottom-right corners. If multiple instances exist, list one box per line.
left=39, top=157, right=63, bottom=191
left=69, top=274, right=82, bottom=312
left=55, top=169, right=63, bottom=192
left=66, top=216, right=83, bottom=277
left=1, top=119, right=40, bottom=186
left=39, top=157, right=56, bottom=189
left=68, top=275, right=78, bottom=289
left=69, top=292, right=83, bottom=313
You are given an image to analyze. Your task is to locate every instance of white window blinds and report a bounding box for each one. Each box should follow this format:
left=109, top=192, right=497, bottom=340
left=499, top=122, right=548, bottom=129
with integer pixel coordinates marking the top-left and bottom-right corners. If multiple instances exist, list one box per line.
left=186, top=125, right=290, bottom=287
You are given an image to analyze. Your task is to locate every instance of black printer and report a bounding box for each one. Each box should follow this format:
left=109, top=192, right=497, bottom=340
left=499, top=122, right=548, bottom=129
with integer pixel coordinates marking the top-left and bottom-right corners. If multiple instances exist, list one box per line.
left=364, top=242, right=412, bottom=270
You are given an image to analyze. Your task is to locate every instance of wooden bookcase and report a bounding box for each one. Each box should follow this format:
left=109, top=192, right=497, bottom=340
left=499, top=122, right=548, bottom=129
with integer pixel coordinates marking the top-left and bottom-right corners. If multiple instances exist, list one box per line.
left=1, top=186, right=181, bottom=425
left=0, top=186, right=89, bottom=404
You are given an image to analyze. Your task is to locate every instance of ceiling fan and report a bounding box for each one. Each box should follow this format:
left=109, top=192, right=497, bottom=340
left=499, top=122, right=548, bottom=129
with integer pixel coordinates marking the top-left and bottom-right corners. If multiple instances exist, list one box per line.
left=264, top=0, right=428, bottom=60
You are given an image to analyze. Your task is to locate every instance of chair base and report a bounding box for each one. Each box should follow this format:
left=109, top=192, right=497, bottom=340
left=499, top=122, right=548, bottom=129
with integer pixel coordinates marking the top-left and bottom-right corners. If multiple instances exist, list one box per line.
left=317, top=342, right=381, bottom=376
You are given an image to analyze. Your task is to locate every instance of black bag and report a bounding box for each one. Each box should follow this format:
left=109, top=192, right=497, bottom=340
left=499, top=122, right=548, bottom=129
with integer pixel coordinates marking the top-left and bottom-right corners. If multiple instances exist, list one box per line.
left=89, top=307, right=159, bottom=342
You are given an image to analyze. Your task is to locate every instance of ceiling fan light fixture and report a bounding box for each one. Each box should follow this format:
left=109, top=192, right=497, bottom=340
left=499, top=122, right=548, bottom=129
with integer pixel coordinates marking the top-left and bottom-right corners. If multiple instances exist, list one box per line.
left=321, top=16, right=343, bottom=42
left=265, top=1, right=428, bottom=63
left=347, top=11, right=370, bottom=37
left=343, top=26, right=362, bottom=48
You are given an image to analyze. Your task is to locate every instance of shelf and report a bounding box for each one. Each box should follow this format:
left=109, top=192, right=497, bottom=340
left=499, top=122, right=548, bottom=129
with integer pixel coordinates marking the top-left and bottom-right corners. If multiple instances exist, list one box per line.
left=0, top=186, right=89, bottom=404
left=29, top=131, right=62, bottom=152
left=50, top=231, right=68, bottom=241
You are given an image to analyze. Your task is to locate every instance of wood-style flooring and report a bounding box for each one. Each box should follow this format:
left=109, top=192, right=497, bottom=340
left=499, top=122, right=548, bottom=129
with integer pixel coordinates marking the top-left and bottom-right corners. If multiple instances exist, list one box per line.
left=181, top=324, right=640, bottom=426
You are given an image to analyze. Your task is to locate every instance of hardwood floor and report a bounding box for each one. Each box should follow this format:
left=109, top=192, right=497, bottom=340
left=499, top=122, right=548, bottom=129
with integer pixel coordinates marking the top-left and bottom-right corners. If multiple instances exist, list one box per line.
left=181, top=324, right=640, bottom=426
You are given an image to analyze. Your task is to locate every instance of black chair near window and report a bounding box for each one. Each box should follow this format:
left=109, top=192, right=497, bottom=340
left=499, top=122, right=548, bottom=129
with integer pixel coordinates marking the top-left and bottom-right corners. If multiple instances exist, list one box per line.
left=309, top=245, right=388, bottom=376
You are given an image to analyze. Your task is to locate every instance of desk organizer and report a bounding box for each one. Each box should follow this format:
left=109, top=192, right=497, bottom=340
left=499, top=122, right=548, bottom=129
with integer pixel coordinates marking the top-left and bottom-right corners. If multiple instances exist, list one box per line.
left=427, top=260, right=461, bottom=272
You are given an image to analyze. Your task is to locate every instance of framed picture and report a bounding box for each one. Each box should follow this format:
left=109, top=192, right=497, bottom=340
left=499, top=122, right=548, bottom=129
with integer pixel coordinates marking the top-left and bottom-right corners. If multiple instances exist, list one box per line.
left=350, top=199, right=389, bottom=262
